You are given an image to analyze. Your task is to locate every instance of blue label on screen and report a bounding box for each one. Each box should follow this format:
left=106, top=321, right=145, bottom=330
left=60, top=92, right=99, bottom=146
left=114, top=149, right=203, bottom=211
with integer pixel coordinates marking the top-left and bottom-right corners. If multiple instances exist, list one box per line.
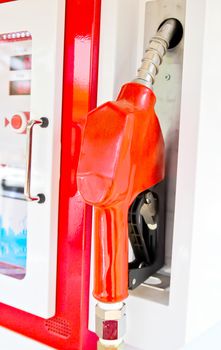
left=0, top=216, right=27, bottom=268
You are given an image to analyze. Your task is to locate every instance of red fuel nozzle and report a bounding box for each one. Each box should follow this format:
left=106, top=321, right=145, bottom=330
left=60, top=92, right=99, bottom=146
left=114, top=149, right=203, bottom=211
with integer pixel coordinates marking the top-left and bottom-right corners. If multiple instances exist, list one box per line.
left=77, top=82, right=165, bottom=303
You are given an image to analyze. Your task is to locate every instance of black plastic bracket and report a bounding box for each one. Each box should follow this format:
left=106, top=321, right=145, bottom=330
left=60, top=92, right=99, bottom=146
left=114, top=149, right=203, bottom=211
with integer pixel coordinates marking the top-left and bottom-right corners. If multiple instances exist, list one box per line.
left=128, top=180, right=165, bottom=290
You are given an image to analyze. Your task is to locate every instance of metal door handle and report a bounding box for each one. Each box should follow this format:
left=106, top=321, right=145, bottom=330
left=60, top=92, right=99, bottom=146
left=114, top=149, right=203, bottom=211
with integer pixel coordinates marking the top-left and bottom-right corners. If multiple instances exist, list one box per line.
left=24, top=118, right=48, bottom=203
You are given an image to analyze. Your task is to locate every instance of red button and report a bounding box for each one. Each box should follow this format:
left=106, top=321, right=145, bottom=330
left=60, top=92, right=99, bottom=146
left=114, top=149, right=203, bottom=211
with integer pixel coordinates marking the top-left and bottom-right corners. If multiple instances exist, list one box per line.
left=11, top=114, right=22, bottom=130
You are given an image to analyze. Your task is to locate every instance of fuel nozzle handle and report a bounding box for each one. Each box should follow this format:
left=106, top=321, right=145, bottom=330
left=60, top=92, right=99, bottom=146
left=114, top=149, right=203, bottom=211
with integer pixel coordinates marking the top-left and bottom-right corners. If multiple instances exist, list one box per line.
left=77, top=82, right=165, bottom=349
left=77, top=83, right=165, bottom=303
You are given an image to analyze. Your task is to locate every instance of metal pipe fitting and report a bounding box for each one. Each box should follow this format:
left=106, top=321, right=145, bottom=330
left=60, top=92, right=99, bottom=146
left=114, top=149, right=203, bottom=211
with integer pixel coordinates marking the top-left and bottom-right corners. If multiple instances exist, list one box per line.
left=133, top=18, right=178, bottom=88
left=96, top=302, right=126, bottom=350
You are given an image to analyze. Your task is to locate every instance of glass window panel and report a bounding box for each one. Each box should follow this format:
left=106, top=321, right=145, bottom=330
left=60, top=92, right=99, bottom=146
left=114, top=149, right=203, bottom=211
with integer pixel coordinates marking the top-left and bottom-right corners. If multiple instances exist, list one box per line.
left=0, top=31, right=32, bottom=279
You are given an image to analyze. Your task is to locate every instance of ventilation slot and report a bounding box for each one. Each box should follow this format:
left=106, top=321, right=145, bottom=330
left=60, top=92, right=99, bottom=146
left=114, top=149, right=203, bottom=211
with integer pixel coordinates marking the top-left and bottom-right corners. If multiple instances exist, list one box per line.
left=45, top=317, right=72, bottom=339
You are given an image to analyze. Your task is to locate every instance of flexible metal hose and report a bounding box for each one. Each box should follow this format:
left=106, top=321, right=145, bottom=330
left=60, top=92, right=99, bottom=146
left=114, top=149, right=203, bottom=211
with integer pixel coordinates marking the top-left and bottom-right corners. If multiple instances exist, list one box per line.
left=133, top=19, right=178, bottom=88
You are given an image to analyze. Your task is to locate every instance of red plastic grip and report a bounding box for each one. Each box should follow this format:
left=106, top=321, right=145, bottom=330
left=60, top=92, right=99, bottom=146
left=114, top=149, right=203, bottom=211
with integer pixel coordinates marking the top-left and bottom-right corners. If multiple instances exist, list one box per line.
left=77, top=82, right=165, bottom=303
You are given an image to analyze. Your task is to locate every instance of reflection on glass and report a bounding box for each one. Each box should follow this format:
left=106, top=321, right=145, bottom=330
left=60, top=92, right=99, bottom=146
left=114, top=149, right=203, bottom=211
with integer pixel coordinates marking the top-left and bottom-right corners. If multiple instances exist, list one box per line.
left=10, top=54, right=32, bottom=71
left=0, top=31, right=32, bottom=279
left=10, top=80, right=31, bottom=96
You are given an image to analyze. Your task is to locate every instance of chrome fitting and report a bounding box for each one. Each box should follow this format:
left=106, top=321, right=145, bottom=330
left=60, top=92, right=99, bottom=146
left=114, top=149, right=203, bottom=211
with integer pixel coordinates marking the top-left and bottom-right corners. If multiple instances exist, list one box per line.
left=96, top=303, right=126, bottom=341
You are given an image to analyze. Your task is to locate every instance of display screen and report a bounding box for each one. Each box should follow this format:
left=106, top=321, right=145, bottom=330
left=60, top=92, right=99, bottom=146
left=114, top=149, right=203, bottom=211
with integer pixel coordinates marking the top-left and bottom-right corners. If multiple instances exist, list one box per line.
left=9, top=80, right=31, bottom=96
left=10, top=54, right=32, bottom=71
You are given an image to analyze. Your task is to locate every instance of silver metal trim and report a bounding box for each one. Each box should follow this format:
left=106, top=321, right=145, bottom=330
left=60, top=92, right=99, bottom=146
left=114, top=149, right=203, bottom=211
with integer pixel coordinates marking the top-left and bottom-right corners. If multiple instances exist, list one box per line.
left=24, top=119, right=42, bottom=202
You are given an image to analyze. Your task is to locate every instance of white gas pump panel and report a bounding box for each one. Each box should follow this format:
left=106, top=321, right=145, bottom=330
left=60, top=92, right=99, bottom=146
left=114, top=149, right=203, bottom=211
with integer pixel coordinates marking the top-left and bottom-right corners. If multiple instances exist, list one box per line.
left=0, top=0, right=65, bottom=318
left=89, top=0, right=221, bottom=349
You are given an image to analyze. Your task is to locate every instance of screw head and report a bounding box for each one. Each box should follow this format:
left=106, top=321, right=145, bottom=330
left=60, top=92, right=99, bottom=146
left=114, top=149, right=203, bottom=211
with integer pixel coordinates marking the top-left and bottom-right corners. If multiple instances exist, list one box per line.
left=165, top=74, right=171, bottom=81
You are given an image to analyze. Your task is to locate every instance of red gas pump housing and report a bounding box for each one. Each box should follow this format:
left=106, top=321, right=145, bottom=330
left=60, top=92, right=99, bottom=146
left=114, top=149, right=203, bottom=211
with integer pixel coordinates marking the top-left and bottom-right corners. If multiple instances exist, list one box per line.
left=0, top=0, right=101, bottom=349
left=77, top=82, right=165, bottom=303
